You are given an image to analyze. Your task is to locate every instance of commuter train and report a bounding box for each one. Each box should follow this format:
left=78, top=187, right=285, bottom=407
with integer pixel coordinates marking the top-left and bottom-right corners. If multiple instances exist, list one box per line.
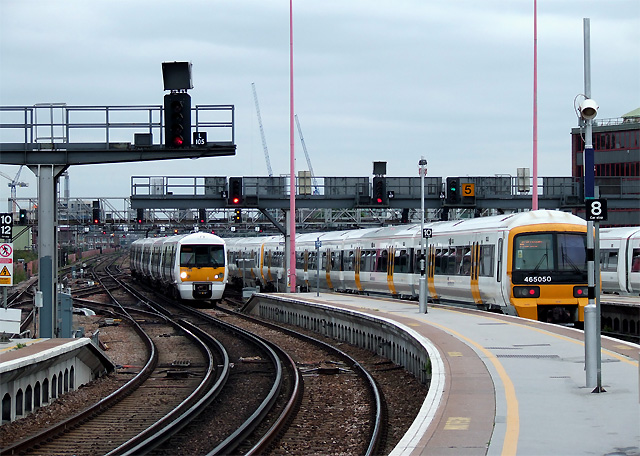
left=226, top=210, right=590, bottom=324
left=599, top=226, right=640, bottom=295
left=130, top=232, right=227, bottom=301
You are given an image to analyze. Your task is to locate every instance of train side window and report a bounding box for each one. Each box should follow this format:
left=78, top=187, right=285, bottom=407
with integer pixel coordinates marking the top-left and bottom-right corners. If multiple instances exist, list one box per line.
left=377, top=250, right=388, bottom=272
left=446, top=248, right=456, bottom=275
left=396, top=249, right=410, bottom=273
left=601, top=250, right=618, bottom=271
left=346, top=251, right=354, bottom=271
left=480, top=245, right=495, bottom=277
left=632, top=249, right=640, bottom=273
left=460, top=247, right=471, bottom=275
left=434, top=249, right=443, bottom=274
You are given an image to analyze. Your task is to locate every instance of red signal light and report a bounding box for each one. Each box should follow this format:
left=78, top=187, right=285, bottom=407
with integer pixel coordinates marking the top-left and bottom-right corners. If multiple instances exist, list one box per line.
left=232, top=197, right=240, bottom=204
left=173, top=136, right=184, bottom=146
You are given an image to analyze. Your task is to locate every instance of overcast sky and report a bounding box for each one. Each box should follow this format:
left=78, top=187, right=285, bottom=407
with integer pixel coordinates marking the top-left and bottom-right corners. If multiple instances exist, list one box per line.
left=0, top=0, right=638, bottom=203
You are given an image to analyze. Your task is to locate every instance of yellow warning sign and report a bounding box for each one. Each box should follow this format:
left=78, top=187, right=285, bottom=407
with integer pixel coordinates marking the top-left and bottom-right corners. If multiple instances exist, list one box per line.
left=0, top=264, right=12, bottom=286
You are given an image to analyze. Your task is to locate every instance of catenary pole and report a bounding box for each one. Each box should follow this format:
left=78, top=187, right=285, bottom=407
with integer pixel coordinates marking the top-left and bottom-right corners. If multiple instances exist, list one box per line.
left=532, top=0, right=539, bottom=210
left=288, top=0, right=297, bottom=292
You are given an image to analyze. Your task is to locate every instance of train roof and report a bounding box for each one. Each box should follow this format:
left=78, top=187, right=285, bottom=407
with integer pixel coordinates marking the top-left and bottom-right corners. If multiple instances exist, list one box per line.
left=223, top=210, right=587, bottom=248
left=599, top=226, right=640, bottom=240
left=131, top=231, right=225, bottom=246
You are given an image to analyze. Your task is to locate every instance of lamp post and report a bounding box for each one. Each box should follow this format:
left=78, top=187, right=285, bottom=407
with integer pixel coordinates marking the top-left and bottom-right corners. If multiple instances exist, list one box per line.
left=579, top=17, right=604, bottom=393
left=418, top=157, right=428, bottom=313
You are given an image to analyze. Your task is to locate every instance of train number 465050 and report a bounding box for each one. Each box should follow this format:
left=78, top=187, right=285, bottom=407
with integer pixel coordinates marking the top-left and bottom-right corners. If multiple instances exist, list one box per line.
left=523, top=276, right=552, bottom=283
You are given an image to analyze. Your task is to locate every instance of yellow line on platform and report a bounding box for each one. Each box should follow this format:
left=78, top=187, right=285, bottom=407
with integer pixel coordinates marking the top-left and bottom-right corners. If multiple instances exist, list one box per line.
left=424, top=317, right=520, bottom=456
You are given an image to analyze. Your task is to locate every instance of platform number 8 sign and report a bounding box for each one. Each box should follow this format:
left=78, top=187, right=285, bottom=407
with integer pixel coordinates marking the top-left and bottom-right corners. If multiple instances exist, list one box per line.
left=586, top=199, right=607, bottom=221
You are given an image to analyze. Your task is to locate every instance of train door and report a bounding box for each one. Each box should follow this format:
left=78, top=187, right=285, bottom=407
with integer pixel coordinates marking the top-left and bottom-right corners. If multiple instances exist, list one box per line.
left=627, top=236, right=640, bottom=293
left=355, top=247, right=363, bottom=292
left=386, top=247, right=397, bottom=295
left=497, top=235, right=511, bottom=306
left=325, top=248, right=334, bottom=290
left=470, top=242, right=482, bottom=304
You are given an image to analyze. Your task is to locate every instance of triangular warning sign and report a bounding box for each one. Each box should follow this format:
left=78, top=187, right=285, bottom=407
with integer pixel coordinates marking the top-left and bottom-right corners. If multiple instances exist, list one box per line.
left=0, top=266, right=11, bottom=276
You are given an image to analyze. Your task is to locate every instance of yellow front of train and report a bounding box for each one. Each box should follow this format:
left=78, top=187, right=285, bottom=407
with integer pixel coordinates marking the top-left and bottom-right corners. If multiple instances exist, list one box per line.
left=177, top=241, right=227, bottom=301
left=507, top=223, right=588, bottom=324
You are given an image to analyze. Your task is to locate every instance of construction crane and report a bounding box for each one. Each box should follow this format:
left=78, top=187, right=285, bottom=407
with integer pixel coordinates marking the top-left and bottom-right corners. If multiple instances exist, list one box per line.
left=0, top=165, right=29, bottom=214
left=251, top=83, right=273, bottom=177
left=294, top=115, right=319, bottom=194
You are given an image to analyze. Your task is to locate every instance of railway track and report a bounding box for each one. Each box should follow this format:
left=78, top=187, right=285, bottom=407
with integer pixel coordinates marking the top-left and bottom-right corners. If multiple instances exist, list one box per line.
left=210, top=298, right=386, bottom=455
left=4, top=253, right=427, bottom=454
left=2, top=259, right=231, bottom=455
left=101, top=257, right=386, bottom=455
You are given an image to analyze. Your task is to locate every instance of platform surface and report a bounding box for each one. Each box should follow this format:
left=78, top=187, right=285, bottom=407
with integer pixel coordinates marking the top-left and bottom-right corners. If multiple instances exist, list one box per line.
left=285, top=293, right=640, bottom=456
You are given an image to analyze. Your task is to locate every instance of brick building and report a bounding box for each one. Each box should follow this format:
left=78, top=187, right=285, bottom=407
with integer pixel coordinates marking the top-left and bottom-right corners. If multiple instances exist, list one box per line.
left=571, top=108, right=640, bottom=226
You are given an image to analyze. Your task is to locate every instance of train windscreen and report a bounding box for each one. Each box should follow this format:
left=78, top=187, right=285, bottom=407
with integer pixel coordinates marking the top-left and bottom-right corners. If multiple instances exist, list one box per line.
left=180, top=245, right=225, bottom=268
left=512, top=232, right=587, bottom=283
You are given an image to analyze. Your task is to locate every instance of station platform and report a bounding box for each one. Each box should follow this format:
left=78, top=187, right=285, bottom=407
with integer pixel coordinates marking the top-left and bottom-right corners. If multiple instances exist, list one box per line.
left=283, top=293, right=640, bottom=456
left=0, top=337, right=114, bottom=422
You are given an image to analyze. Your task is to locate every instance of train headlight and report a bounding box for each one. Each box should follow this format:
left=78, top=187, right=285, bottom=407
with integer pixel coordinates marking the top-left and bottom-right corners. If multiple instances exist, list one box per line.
left=513, top=286, right=540, bottom=298
left=180, top=271, right=188, bottom=279
left=573, top=286, right=588, bottom=298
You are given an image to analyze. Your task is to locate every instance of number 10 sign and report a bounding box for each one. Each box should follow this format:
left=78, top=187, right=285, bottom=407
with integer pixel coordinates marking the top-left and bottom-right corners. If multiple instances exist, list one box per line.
left=0, top=213, right=12, bottom=239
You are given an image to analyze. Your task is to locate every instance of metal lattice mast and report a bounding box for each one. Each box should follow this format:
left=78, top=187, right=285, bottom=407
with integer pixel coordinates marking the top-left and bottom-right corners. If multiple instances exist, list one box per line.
left=251, top=83, right=273, bottom=177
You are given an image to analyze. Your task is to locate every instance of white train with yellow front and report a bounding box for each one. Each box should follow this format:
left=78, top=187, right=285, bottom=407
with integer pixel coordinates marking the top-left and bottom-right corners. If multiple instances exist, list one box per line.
left=226, top=210, right=590, bottom=324
left=130, top=232, right=227, bottom=301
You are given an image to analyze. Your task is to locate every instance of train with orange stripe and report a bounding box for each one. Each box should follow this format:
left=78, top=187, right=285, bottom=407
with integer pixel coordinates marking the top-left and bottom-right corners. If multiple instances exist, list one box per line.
left=130, top=232, right=227, bottom=301
left=226, top=210, right=589, bottom=324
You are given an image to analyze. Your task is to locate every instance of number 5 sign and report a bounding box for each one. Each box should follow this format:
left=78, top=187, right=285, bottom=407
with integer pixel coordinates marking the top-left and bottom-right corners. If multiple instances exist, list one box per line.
left=586, top=199, right=607, bottom=221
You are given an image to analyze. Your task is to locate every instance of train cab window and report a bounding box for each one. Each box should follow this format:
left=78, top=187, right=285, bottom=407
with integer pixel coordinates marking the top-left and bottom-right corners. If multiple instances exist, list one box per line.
left=180, top=245, right=224, bottom=268
left=513, top=232, right=587, bottom=273
left=556, top=234, right=587, bottom=271
left=632, top=249, right=640, bottom=273
left=514, top=233, right=553, bottom=271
